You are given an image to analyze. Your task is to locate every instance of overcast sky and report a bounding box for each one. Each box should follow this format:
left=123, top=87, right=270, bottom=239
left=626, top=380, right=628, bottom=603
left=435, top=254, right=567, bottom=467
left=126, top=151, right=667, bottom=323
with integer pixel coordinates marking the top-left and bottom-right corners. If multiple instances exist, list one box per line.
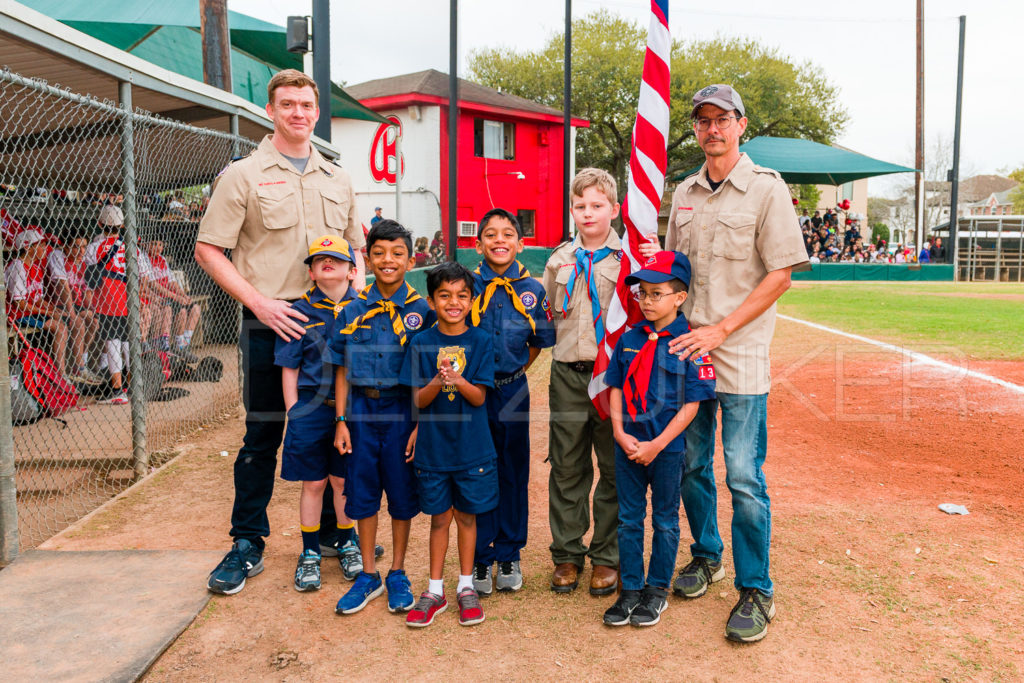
left=234, top=0, right=1019, bottom=199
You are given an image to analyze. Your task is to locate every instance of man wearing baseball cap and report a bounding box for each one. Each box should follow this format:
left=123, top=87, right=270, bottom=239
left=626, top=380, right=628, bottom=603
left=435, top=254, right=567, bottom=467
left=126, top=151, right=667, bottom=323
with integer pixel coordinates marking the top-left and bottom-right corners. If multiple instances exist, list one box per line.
left=642, top=83, right=808, bottom=642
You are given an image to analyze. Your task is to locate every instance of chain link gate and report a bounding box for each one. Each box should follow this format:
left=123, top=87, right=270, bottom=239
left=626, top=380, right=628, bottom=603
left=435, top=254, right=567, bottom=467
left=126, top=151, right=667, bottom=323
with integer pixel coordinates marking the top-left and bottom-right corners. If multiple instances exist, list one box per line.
left=0, top=68, right=258, bottom=561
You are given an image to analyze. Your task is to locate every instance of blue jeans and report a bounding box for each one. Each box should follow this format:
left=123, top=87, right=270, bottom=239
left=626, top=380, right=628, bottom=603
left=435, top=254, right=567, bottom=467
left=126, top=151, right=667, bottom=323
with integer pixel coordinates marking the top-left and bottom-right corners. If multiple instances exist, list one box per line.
left=616, top=445, right=682, bottom=592
left=681, top=393, right=772, bottom=596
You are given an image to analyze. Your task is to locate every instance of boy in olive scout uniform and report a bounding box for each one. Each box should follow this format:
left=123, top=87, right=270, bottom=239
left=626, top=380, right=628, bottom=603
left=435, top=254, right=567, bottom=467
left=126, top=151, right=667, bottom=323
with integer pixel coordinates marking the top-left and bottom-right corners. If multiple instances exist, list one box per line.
left=542, top=168, right=622, bottom=596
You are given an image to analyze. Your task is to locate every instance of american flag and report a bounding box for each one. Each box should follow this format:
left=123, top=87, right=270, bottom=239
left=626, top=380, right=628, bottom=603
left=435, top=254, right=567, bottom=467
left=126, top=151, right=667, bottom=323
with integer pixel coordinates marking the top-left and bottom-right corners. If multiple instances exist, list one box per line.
left=588, top=0, right=671, bottom=418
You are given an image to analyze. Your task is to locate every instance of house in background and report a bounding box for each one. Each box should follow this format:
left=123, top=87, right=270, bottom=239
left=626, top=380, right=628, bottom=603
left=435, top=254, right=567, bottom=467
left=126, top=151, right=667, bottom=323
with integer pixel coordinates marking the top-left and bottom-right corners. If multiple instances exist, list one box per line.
left=336, top=69, right=589, bottom=247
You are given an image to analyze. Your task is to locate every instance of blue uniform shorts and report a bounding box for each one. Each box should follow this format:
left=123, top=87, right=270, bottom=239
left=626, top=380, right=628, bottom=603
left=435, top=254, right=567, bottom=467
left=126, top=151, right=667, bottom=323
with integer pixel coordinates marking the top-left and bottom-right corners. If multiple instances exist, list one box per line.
left=281, top=397, right=347, bottom=482
left=345, top=389, right=419, bottom=521
left=416, top=460, right=499, bottom=516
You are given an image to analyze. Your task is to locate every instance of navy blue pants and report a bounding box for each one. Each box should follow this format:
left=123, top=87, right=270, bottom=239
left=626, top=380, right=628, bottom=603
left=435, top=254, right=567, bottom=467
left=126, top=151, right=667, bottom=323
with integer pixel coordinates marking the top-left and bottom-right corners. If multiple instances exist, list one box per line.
left=475, top=373, right=531, bottom=564
left=229, top=311, right=336, bottom=552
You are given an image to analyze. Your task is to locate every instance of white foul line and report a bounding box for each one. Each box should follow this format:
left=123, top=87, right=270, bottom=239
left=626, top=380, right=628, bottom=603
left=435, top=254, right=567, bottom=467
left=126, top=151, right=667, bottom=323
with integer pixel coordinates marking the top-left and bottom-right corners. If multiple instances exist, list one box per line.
left=777, top=314, right=1024, bottom=396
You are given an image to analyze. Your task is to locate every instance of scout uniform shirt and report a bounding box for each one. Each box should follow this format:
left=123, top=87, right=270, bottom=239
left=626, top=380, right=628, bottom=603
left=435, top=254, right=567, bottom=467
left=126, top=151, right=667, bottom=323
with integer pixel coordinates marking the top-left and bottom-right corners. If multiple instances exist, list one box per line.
left=604, top=315, right=717, bottom=452
left=666, top=153, right=808, bottom=394
left=398, top=325, right=497, bottom=471
left=273, top=284, right=357, bottom=399
left=470, top=260, right=555, bottom=374
left=196, top=135, right=366, bottom=301
left=542, top=230, right=622, bottom=363
left=329, top=282, right=435, bottom=389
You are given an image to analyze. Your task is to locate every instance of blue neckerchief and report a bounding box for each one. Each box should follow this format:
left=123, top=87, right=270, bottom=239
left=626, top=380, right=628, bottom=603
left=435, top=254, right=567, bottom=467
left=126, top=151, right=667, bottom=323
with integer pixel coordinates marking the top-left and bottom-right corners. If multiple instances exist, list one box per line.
left=564, top=246, right=613, bottom=345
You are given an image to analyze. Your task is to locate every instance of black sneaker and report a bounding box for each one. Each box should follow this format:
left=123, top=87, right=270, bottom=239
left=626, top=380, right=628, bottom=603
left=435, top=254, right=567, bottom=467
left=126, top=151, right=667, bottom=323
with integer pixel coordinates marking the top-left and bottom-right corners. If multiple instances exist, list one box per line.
left=603, top=589, right=642, bottom=626
left=725, top=588, right=776, bottom=642
left=673, top=556, right=725, bottom=598
left=207, top=539, right=264, bottom=595
left=630, top=586, right=669, bottom=627
left=321, top=533, right=385, bottom=560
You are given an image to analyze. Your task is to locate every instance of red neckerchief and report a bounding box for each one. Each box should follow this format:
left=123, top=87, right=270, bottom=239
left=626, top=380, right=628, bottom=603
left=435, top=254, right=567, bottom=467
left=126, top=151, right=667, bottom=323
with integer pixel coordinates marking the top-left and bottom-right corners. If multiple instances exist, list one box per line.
left=623, top=324, right=672, bottom=419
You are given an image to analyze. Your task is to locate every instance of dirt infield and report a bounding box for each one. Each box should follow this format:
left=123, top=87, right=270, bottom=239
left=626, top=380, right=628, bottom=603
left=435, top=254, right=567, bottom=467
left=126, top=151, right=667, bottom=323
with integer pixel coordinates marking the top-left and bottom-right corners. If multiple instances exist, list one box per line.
left=40, top=318, right=1024, bottom=681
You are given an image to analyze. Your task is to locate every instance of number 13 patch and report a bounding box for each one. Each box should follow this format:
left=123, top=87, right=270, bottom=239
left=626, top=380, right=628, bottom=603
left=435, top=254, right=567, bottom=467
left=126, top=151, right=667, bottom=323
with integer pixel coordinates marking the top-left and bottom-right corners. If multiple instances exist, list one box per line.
left=698, top=365, right=716, bottom=380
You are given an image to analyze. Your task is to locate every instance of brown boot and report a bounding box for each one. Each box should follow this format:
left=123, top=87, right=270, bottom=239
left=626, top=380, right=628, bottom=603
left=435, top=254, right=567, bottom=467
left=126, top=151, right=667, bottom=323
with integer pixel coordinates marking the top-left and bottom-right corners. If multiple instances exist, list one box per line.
left=550, top=563, right=580, bottom=593
left=590, top=565, right=619, bottom=596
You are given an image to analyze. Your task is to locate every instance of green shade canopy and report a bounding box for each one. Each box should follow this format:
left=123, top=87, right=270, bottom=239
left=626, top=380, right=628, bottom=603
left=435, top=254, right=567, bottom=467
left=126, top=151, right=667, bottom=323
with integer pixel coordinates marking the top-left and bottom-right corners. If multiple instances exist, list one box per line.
left=675, top=136, right=918, bottom=185
left=19, top=0, right=390, bottom=125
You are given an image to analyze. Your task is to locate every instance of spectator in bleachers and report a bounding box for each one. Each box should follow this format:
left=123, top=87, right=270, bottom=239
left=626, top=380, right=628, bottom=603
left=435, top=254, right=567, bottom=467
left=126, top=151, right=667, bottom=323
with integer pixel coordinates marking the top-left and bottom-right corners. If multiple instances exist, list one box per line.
left=145, top=238, right=202, bottom=360
left=46, top=235, right=101, bottom=383
left=5, top=229, right=81, bottom=383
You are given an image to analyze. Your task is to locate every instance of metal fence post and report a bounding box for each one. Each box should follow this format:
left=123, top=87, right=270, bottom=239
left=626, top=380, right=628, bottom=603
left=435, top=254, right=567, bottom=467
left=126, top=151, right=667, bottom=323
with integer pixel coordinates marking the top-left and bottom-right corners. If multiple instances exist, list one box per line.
left=0, top=247, right=20, bottom=565
left=119, top=80, right=149, bottom=480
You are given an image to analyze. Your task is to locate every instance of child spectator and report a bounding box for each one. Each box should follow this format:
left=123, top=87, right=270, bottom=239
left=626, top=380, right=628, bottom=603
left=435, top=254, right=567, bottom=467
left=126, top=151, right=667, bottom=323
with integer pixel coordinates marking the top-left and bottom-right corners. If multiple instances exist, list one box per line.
left=144, top=239, right=203, bottom=359
left=400, top=262, right=497, bottom=626
left=331, top=220, right=435, bottom=616
left=275, top=236, right=361, bottom=592
left=542, top=168, right=622, bottom=596
left=414, top=236, right=429, bottom=268
left=46, top=235, right=101, bottom=381
left=601, top=251, right=716, bottom=627
left=468, top=208, right=555, bottom=594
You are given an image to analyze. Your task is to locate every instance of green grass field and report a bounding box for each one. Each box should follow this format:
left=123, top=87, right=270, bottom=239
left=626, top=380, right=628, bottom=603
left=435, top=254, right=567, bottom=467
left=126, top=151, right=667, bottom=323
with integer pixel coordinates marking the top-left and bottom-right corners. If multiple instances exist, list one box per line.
left=778, top=282, right=1024, bottom=360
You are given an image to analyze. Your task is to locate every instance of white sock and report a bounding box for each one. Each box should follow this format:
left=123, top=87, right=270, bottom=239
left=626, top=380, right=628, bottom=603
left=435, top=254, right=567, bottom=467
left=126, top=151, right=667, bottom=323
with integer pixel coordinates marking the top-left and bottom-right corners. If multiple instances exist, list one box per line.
left=457, top=574, right=474, bottom=592
left=428, top=578, right=444, bottom=596
left=82, top=352, right=89, bottom=364
left=183, top=330, right=193, bottom=345
left=175, top=334, right=187, bottom=349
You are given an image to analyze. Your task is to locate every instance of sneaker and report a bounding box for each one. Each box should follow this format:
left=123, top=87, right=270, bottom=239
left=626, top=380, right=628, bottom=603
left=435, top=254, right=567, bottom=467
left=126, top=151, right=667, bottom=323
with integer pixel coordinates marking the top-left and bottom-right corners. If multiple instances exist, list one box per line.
left=725, top=588, right=775, bottom=642
left=98, top=391, right=129, bottom=405
left=473, top=563, right=493, bottom=596
left=630, top=586, right=669, bottom=627
left=457, top=587, right=485, bottom=626
left=69, top=367, right=103, bottom=386
left=385, top=569, right=415, bottom=613
left=603, top=589, right=642, bottom=626
left=321, top=534, right=384, bottom=559
left=406, top=591, right=447, bottom=627
left=173, top=349, right=200, bottom=364
left=294, top=550, right=322, bottom=592
left=338, top=540, right=363, bottom=580
left=495, top=560, right=523, bottom=592
left=673, top=556, right=725, bottom=598
left=335, top=571, right=383, bottom=614
left=207, top=539, right=264, bottom=595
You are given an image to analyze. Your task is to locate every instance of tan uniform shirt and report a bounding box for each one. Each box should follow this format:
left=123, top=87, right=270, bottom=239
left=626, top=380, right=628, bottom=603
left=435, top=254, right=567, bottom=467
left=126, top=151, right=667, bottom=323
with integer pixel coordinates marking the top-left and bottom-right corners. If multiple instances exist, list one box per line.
left=196, top=135, right=366, bottom=301
left=666, top=153, right=808, bottom=394
left=542, top=230, right=622, bottom=363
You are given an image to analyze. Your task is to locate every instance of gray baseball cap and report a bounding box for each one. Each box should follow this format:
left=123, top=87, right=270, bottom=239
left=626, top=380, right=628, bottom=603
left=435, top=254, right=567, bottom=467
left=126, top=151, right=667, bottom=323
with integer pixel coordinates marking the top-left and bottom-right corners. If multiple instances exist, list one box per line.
left=691, top=84, right=745, bottom=118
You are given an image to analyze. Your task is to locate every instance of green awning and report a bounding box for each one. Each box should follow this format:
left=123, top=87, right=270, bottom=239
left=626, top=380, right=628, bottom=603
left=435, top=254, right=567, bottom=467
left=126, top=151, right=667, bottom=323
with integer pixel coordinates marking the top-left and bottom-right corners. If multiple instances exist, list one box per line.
left=675, top=136, right=918, bottom=185
left=19, top=0, right=390, bottom=125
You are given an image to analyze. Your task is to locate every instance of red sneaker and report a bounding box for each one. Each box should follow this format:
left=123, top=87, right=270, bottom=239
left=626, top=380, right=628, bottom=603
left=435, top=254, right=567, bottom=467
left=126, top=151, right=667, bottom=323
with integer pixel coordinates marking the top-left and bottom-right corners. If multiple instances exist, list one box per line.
left=457, top=587, right=485, bottom=626
left=406, top=591, right=447, bottom=628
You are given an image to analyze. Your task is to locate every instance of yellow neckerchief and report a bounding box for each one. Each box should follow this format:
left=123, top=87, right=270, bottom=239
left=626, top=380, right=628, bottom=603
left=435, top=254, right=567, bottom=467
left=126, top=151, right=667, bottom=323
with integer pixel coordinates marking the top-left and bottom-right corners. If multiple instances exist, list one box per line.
left=302, top=285, right=355, bottom=320
left=337, top=282, right=422, bottom=345
left=470, top=260, right=535, bottom=334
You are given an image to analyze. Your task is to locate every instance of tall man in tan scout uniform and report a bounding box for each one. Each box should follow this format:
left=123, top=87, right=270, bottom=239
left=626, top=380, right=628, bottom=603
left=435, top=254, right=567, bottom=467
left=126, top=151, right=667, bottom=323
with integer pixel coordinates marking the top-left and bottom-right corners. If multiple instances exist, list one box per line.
left=196, top=69, right=366, bottom=595
left=659, top=84, right=807, bottom=642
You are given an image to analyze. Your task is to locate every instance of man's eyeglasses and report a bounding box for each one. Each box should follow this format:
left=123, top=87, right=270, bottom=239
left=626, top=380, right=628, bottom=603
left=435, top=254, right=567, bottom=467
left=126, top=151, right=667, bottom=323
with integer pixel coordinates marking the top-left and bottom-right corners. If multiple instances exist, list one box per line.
left=634, top=290, right=673, bottom=302
left=694, top=115, right=739, bottom=131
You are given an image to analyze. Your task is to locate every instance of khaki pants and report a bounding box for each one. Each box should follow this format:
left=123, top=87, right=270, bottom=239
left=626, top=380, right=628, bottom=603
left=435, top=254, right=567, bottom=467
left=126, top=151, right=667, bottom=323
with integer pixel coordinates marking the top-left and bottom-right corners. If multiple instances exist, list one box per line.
left=547, top=360, right=618, bottom=568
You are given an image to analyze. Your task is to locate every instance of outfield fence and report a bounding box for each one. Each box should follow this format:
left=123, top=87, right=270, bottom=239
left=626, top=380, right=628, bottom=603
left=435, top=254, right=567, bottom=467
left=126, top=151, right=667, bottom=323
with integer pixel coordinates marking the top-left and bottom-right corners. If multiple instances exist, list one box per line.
left=0, top=68, right=257, bottom=563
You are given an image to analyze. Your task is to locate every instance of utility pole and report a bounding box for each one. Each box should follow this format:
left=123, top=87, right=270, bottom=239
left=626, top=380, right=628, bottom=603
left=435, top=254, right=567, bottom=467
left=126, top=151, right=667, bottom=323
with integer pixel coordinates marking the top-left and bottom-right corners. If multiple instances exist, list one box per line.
left=312, top=0, right=331, bottom=142
left=948, top=15, right=966, bottom=274
left=914, top=0, right=925, bottom=252
left=199, top=0, right=232, bottom=91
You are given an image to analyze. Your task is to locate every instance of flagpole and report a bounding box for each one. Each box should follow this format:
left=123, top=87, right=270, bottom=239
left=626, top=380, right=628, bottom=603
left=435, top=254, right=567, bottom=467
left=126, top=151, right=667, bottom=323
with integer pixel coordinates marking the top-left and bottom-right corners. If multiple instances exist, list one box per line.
left=562, top=0, right=572, bottom=242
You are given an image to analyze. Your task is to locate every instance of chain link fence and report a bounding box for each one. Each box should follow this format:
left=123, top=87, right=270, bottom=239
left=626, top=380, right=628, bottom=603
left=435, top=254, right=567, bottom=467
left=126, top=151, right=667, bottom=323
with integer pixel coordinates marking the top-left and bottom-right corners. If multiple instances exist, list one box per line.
left=0, top=68, right=258, bottom=560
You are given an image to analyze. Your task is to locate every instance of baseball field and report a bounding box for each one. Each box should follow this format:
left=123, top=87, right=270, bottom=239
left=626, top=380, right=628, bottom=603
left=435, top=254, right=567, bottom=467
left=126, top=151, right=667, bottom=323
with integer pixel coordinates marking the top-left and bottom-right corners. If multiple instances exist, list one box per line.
left=41, top=281, right=1024, bottom=681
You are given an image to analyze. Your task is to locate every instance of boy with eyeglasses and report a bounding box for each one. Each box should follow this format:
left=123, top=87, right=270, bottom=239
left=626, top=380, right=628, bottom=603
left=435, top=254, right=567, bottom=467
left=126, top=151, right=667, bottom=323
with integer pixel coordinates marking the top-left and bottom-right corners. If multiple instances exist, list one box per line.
left=601, top=251, right=716, bottom=627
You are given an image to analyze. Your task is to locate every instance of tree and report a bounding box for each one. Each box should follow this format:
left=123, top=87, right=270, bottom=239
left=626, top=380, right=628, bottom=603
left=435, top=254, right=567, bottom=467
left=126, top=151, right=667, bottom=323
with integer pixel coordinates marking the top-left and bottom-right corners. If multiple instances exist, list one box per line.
left=468, top=10, right=848, bottom=199
left=1008, top=167, right=1024, bottom=214
left=871, top=223, right=890, bottom=245
left=791, top=184, right=821, bottom=212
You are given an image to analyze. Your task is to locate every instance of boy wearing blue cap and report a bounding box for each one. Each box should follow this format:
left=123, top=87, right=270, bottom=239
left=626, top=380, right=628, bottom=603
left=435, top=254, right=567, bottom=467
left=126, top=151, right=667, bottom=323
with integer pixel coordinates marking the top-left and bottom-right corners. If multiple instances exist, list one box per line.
left=275, top=235, right=361, bottom=592
left=602, top=251, right=717, bottom=627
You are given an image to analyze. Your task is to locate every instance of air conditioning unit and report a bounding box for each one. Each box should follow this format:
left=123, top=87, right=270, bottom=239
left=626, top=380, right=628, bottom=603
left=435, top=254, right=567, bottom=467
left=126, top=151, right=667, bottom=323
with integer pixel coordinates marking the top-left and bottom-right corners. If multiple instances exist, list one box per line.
left=457, top=221, right=477, bottom=238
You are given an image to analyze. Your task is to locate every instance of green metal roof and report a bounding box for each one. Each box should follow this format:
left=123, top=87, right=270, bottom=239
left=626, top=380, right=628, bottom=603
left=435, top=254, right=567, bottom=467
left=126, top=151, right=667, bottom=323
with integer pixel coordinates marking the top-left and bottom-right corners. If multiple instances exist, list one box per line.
left=19, top=0, right=390, bottom=124
left=675, top=136, right=918, bottom=185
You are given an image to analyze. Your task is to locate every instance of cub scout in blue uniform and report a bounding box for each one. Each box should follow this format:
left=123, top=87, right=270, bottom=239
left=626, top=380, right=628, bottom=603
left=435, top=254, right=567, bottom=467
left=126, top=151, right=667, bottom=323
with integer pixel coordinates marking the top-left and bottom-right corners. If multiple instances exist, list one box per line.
left=468, top=208, right=555, bottom=595
left=602, top=251, right=716, bottom=628
left=399, top=262, right=498, bottom=628
left=274, top=235, right=360, bottom=593
left=330, top=220, right=435, bottom=616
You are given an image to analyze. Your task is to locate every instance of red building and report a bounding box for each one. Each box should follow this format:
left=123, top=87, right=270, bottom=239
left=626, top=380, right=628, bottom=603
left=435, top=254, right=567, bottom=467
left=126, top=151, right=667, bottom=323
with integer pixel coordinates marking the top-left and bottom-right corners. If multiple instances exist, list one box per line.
left=342, top=70, right=589, bottom=248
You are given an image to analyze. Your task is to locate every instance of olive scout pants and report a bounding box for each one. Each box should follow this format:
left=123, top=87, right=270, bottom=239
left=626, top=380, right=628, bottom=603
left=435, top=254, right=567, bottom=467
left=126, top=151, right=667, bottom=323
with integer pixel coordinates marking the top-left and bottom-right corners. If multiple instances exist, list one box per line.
left=547, top=360, right=618, bottom=568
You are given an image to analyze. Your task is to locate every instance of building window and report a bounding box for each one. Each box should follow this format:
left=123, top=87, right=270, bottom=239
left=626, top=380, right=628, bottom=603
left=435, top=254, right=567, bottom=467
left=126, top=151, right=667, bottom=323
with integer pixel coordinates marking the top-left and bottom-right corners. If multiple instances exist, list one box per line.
left=474, top=119, right=515, bottom=160
left=517, top=209, right=535, bottom=238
